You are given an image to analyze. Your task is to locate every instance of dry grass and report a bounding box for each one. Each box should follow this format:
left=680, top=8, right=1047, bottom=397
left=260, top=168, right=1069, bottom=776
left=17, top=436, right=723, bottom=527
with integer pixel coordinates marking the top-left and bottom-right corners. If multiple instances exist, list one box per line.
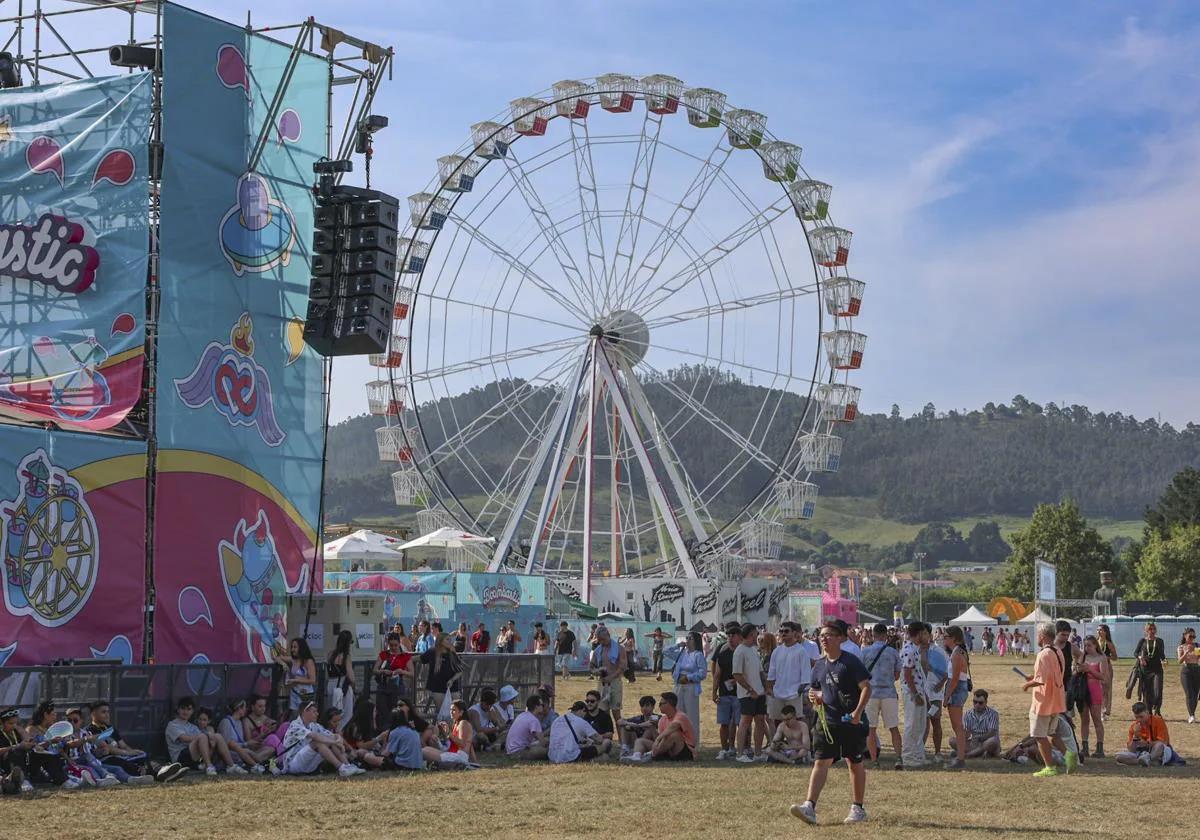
left=7, top=657, right=1199, bottom=839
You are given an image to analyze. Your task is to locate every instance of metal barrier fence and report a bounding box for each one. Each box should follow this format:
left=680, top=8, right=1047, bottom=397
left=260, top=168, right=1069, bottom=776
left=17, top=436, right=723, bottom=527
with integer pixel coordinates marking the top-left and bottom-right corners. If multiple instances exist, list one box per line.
left=0, top=654, right=554, bottom=758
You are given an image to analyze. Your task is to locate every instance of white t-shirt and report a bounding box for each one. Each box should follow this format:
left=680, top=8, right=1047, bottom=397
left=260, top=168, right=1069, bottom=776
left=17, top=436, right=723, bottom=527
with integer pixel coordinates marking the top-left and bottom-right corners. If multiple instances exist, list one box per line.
left=549, top=712, right=597, bottom=764
left=732, top=643, right=764, bottom=697
left=468, top=703, right=498, bottom=732
left=767, top=642, right=812, bottom=698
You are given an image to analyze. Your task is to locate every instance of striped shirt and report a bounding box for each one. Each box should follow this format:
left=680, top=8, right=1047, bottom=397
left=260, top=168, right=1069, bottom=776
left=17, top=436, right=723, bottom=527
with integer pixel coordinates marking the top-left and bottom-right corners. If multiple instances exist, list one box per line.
left=963, top=706, right=1000, bottom=739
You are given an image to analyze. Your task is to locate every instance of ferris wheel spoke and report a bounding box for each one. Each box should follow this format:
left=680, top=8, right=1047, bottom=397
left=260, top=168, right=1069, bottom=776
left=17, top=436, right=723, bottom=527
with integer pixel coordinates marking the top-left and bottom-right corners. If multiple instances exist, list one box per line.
left=648, top=338, right=811, bottom=386
left=606, top=109, right=664, bottom=304
left=419, top=290, right=583, bottom=334
left=614, top=133, right=732, bottom=311
left=501, top=150, right=598, bottom=318
left=446, top=212, right=592, bottom=325
left=569, top=118, right=610, bottom=310
left=411, top=334, right=583, bottom=384
left=641, top=284, right=819, bottom=332
left=632, top=200, right=791, bottom=319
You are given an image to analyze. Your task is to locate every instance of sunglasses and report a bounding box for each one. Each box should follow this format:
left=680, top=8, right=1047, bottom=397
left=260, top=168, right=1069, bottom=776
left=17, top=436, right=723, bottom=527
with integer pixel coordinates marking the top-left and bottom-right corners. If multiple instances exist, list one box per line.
left=584, top=698, right=598, bottom=704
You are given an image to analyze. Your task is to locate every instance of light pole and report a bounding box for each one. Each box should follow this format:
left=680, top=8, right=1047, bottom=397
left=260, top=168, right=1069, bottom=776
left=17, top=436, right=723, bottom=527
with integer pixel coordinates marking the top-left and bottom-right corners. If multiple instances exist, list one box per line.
left=914, top=551, right=927, bottom=622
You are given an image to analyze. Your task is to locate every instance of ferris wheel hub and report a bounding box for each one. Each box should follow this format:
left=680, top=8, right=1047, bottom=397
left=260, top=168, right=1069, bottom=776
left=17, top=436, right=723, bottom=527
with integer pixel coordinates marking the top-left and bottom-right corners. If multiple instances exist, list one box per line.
left=596, top=309, right=649, bottom=366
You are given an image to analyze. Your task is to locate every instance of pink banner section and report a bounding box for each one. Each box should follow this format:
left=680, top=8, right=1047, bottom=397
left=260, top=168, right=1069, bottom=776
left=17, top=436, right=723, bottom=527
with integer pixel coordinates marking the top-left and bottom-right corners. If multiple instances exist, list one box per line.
left=151, top=449, right=318, bottom=665
left=0, top=446, right=147, bottom=667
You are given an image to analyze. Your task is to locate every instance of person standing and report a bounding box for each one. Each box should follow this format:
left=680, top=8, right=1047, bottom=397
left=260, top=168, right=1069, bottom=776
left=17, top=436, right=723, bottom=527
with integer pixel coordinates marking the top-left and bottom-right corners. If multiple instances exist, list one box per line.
left=733, top=623, right=769, bottom=762
left=590, top=624, right=628, bottom=722
left=532, top=622, right=552, bottom=655
left=555, top=621, right=577, bottom=679
left=470, top=622, right=491, bottom=654
left=1134, top=622, right=1166, bottom=716
left=1096, top=624, right=1118, bottom=719
left=789, top=619, right=872, bottom=826
left=711, top=623, right=743, bottom=760
left=1022, top=622, right=1068, bottom=777
left=942, top=626, right=972, bottom=769
left=670, top=631, right=707, bottom=746
left=1178, top=628, right=1200, bottom=724
left=646, top=627, right=666, bottom=681
left=997, top=628, right=1008, bottom=658
left=861, top=623, right=902, bottom=769
left=325, top=630, right=356, bottom=731
left=1079, top=636, right=1109, bottom=756
left=767, top=622, right=815, bottom=742
left=899, top=621, right=928, bottom=769
left=923, top=626, right=949, bottom=763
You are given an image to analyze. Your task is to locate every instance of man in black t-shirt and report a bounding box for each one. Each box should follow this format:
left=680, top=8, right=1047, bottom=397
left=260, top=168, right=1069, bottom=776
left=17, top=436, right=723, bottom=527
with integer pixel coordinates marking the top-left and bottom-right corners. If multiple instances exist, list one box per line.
left=581, top=689, right=614, bottom=747
left=791, top=620, right=872, bottom=827
left=711, top=623, right=743, bottom=760
left=556, top=621, right=577, bottom=679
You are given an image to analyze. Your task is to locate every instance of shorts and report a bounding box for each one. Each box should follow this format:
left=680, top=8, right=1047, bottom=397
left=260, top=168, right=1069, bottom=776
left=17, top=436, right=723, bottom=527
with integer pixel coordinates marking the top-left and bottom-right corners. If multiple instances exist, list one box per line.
left=653, top=744, right=694, bottom=762
left=1029, top=712, right=1057, bottom=738
left=948, top=683, right=970, bottom=708
left=767, top=695, right=801, bottom=721
left=601, top=679, right=623, bottom=711
left=177, top=751, right=204, bottom=770
left=576, top=745, right=599, bottom=762
left=439, top=751, right=469, bottom=767
left=864, top=696, right=900, bottom=729
left=813, top=720, right=867, bottom=764
left=557, top=653, right=573, bottom=670
left=739, top=695, right=767, bottom=717
left=284, top=744, right=323, bottom=775
left=717, top=695, right=740, bottom=725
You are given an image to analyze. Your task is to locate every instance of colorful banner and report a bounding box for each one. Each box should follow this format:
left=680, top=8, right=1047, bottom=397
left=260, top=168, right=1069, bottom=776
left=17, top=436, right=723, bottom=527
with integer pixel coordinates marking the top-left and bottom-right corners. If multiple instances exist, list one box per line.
left=152, top=5, right=329, bottom=664
left=0, top=425, right=146, bottom=666
left=0, top=73, right=151, bottom=430
left=453, top=572, right=547, bottom=636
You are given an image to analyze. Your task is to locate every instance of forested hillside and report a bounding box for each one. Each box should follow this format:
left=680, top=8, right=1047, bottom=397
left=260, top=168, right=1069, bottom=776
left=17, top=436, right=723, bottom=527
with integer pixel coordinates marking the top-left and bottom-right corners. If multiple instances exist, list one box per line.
left=324, top=374, right=1200, bottom=525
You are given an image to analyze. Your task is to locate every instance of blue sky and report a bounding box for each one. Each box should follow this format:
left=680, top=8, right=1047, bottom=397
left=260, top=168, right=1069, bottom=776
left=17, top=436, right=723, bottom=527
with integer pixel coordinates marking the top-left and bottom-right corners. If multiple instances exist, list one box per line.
left=45, top=1, right=1200, bottom=425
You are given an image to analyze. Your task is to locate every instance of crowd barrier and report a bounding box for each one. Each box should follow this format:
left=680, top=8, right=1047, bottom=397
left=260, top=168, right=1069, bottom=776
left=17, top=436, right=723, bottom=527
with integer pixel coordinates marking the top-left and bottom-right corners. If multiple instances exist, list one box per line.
left=0, top=654, right=555, bottom=758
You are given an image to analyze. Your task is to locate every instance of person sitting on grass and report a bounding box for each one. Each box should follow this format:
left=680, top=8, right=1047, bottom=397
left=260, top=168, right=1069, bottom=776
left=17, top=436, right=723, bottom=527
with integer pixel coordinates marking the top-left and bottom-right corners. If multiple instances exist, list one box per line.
left=215, top=699, right=268, bottom=773
left=536, top=683, right=558, bottom=732
left=468, top=689, right=504, bottom=751
left=496, top=685, right=519, bottom=730
left=505, top=695, right=550, bottom=760
left=86, top=701, right=154, bottom=782
left=324, top=707, right=385, bottom=770
left=616, top=695, right=660, bottom=754
left=0, top=708, right=35, bottom=793
left=279, top=700, right=364, bottom=778
left=343, top=698, right=387, bottom=757
left=766, top=704, right=811, bottom=765
left=950, top=689, right=1001, bottom=759
left=1116, top=702, right=1174, bottom=767
left=549, top=701, right=610, bottom=763
left=165, top=697, right=246, bottom=777
left=381, top=709, right=435, bottom=770
left=443, top=700, right=476, bottom=766
left=624, top=692, right=696, bottom=763
left=580, top=689, right=615, bottom=748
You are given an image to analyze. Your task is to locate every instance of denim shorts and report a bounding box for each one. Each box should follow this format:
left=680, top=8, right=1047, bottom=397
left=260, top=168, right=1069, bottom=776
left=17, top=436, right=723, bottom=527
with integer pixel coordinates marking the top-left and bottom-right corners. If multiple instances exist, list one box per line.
left=716, top=694, right=740, bottom=725
left=948, top=682, right=970, bottom=708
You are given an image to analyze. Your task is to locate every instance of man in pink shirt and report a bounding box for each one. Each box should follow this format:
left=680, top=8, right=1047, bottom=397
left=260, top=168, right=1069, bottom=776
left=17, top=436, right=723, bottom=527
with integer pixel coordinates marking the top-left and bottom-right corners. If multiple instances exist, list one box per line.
left=1023, top=622, right=1069, bottom=777
left=504, top=696, right=549, bottom=760
left=624, top=692, right=696, bottom=762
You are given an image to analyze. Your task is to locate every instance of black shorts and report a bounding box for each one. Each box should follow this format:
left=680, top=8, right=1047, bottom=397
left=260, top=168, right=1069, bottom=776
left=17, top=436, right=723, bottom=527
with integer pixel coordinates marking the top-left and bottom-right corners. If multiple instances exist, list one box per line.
left=177, top=751, right=204, bottom=770
left=813, top=720, right=868, bottom=764
left=739, top=695, right=767, bottom=717
left=576, top=745, right=599, bottom=762
left=653, top=744, right=694, bottom=762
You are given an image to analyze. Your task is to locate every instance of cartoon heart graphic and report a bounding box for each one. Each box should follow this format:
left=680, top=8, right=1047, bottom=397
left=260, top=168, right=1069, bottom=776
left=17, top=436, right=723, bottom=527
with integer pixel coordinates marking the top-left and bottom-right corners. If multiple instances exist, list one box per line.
left=214, top=360, right=257, bottom=417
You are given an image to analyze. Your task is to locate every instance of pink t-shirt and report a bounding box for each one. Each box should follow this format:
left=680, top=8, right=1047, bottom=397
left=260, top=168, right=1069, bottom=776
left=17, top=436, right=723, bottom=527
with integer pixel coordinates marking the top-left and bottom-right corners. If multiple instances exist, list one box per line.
left=1031, top=646, right=1066, bottom=716
left=505, top=711, right=544, bottom=755
left=658, top=710, right=696, bottom=752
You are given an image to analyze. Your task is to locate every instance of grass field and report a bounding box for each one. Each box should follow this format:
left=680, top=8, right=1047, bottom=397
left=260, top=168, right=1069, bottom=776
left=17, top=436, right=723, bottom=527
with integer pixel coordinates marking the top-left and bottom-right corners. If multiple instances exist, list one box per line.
left=7, top=656, right=1199, bottom=839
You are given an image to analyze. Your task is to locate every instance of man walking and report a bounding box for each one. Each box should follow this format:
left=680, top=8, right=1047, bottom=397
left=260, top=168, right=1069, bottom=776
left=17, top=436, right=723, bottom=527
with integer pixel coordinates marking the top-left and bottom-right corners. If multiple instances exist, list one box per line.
left=790, top=619, right=872, bottom=825
left=555, top=621, right=577, bottom=680
left=1023, top=622, right=1069, bottom=777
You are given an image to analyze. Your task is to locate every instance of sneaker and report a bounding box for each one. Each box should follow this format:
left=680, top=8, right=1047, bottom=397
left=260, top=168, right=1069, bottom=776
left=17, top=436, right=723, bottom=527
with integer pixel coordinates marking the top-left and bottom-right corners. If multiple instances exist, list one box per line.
left=250, top=764, right=266, bottom=775
left=714, top=749, right=729, bottom=761
left=127, top=775, right=156, bottom=785
left=269, top=759, right=282, bottom=776
left=735, top=752, right=755, bottom=763
left=1064, top=751, right=1079, bottom=775
left=1138, top=752, right=1151, bottom=767
left=931, top=753, right=944, bottom=765
left=844, top=805, right=867, bottom=824
left=204, top=764, right=218, bottom=777
left=337, top=763, right=365, bottom=778
left=78, top=769, right=97, bottom=787
left=62, top=777, right=82, bottom=791
left=20, top=779, right=33, bottom=793
left=156, top=762, right=188, bottom=783
left=893, top=760, right=904, bottom=771
left=226, top=764, right=248, bottom=776
left=753, top=752, right=769, bottom=762
left=620, top=745, right=632, bottom=758
left=789, top=802, right=817, bottom=824
left=620, top=752, right=643, bottom=763
left=945, top=758, right=965, bottom=770
left=1190, top=716, right=1196, bottom=725
left=96, top=775, right=121, bottom=788
left=1033, top=766, right=1059, bottom=777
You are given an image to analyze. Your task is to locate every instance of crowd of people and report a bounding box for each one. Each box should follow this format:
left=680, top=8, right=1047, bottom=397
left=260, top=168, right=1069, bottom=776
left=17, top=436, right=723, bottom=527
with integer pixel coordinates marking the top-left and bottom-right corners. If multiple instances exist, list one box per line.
left=0, top=615, right=1189, bottom=813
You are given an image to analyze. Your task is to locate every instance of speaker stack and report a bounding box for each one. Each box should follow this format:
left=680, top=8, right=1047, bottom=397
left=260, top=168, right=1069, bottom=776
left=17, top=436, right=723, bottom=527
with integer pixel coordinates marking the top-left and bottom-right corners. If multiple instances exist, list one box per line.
left=303, top=185, right=400, bottom=357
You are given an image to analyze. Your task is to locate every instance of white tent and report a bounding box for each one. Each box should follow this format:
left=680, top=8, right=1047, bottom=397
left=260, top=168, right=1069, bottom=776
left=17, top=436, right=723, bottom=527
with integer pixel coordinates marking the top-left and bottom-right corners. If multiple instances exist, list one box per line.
left=323, top=529, right=406, bottom=566
left=397, top=527, right=495, bottom=551
left=949, top=605, right=996, bottom=626
left=1016, top=606, right=1054, bottom=625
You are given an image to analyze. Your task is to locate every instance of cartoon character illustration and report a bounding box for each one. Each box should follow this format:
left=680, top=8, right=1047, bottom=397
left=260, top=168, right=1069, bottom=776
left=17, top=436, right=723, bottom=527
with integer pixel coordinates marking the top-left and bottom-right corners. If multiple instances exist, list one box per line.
left=0, top=336, right=113, bottom=422
left=1, top=449, right=99, bottom=628
left=218, top=171, right=297, bottom=276
left=174, top=312, right=285, bottom=446
left=218, top=510, right=307, bottom=662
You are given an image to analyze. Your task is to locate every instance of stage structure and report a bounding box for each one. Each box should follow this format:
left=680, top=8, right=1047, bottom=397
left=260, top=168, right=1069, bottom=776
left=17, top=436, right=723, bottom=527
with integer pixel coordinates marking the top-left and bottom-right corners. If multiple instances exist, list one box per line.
left=371, top=77, right=868, bottom=602
left=0, top=1, right=392, bottom=666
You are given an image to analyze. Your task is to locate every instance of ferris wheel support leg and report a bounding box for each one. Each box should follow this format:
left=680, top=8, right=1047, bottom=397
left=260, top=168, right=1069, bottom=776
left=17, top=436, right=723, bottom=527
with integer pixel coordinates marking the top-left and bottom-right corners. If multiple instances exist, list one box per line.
left=581, top=338, right=601, bottom=602
left=524, top=389, right=592, bottom=575
left=594, top=346, right=699, bottom=579
left=487, top=352, right=589, bottom=573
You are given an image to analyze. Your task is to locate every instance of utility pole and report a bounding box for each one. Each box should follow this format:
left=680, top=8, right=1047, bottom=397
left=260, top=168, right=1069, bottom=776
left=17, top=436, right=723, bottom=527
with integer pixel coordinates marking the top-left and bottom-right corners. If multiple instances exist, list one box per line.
left=914, top=551, right=927, bottom=622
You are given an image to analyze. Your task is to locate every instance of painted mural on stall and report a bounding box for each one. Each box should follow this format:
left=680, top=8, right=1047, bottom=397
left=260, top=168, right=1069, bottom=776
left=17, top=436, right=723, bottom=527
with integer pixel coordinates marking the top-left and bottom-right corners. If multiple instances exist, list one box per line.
left=0, top=426, right=146, bottom=666
left=152, top=5, right=328, bottom=664
left=0, top=73, right=151, bottom=430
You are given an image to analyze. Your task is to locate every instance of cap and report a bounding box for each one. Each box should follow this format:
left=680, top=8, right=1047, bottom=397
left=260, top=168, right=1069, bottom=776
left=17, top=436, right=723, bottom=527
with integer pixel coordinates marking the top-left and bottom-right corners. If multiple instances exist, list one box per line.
left=0, top=708, right=18, bottom=721
left=498, top=685, right=519, bottom=702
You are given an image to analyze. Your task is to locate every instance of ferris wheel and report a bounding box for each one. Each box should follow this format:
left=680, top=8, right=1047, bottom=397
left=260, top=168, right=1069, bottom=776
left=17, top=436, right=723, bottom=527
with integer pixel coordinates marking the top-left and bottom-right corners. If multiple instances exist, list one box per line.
left=366, top=75, right=866, bottom=590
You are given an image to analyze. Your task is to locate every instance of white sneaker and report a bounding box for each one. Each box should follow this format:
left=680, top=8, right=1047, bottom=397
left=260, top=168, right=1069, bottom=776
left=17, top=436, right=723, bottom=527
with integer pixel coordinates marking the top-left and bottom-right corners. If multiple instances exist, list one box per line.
left=96, top=775, right=121, bottom=787
left=226, top=764, right=248, bottom=775
left=735, top=752, right=755, bottom=763
left=204, top=764, right=218, bottom=777
left=338, top=763, right=366, bottom=777
left=20, top=780, right=33, bottom=793
left=790, top=802, right=817, bottom=824
left=78, top=769, right=97, bottom=787
left=127, top=775, right=155, bottom=785
left=1190, top=716, right=1196, bottom=724
left=844, top=805, right=867, bottom=824
left=250, top=764, right=266, bottom=775
left=621, top=751, right=643, bottom=763
left=62, top=777, right=81, bottom=791
left=714, top=749, right=729, bottom=760
left=1139, top=752, right=1151, bottom=767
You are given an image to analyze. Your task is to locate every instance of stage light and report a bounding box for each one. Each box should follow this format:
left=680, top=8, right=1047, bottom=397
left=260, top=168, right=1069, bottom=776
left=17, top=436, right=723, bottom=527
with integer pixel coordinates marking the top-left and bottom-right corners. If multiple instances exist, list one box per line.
left=108, top=45, right=160, bottom=70
left=0, top=52, right=22, bottom=89
left=355, top=113, right=388, bottom=155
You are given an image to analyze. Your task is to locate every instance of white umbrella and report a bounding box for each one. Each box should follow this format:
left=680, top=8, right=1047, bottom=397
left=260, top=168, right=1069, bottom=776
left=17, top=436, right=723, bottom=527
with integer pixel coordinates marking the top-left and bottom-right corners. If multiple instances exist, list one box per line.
left=397, top=526, right=495, bottom=551
left=323, top=529, right=407, bottom=563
